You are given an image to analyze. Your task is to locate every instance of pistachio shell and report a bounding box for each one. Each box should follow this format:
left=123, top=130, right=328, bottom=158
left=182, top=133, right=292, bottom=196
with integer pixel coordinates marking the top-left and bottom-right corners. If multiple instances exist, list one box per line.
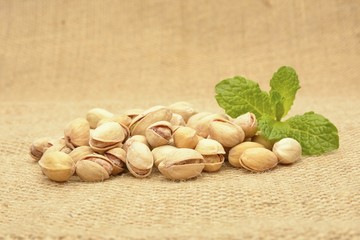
left=76, top=160, right=110, bottom=182
left=123, top=109, right=144, bottom=119
left=145, top=121, right=173, bottom=148
left=86, top=108, right=114, bottom=129
left=169, top=113, right=186, bottom=127
left=89, top=122, right=125, bottom=152
left=168, top=101, right=197, bottom=122
left=83, top=154, right=113, bottom=175
left=68, top=146, right=94, bottom=163
left=233, top=112, right=258, bottom=138
left=203, top=155, right=224, bottom=172
left=104, top=147, right=127, bottom=175
left=272, top=138, right=302, bottom=164
left=29, top=137, right=53, bottom=161
left=38, top=151, right=75, bottom=182
left=195, top=139, right=225, bottom=155
left=208, top=118, right=245, bottom=147
left=239, top=148, right=278, bottom=172
left=158, top=148, right=204, bottom=180
left=252, top=133, right=275, bottom=150
left=152, top=145, right=177, bottom=167
left=129, top=106, right=172, bottom=136
left=123, top=135, right=149, bottom=152
left=228, top=142, right=265, bottom=168
left=126, top=142, right=154, bottom=178
left=173, top=126, right=199, bottom=149
left=64, top=118, right=90, bottom=149
left=187, top=112, right=228, bottom=138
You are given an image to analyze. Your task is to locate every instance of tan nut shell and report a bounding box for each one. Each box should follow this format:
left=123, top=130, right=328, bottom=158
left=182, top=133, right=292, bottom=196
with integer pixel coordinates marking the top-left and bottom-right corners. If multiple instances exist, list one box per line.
left=30, top=137, right=53, bottom=161
left=173, top=126, right=199, bottom=149
left=126, top=142, right=154, bottom=178
left=129, top=106, right=172, bottom=136
left=239, top=148, right=278, bottom=172
left=252, top=133, right=275, bottom=150
left=208, top=118, right=245, bottom=147
left=82, top=153, right=113, bottom=175
left=195, top=139, right=225, bottom=155
left=86, top=108, right=114, bottom=129
left=38, top=151, right=75, bottom=182
left=158, top=148, right=205, bottom=180
left=202, top=155, right=225, bottom=172
left=69, top=146, right=94, bottom=163
left=168, top=101, right=197, bottom=122
left=104, top=147, right=127, bottom=175
left=89, top=122, right=125, bottom=152
left=145, top=121, right=173, bottom=148
left=272, top=138, right=302, bottom=164
left=64, top=118, right=90, bottom=149
left=123, top=108, right=144, bottom=119
left=187, top=112, right=229, bottom=138
left=233, top=112, right=258, bottom=138
left=228, top=142, right=265, bottom=168
left=76, top=160, right=110, bottom=182
left=123, top=135, right=149, bottom=152
left=169, top=113, right=186, bottom=127
left=152, top=145, right=177, bottom=168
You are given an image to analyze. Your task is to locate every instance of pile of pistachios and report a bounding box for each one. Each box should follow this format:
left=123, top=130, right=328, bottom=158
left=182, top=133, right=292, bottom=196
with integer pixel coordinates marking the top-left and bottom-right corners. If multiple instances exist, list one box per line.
left=30, top=102, right=302, bottom=182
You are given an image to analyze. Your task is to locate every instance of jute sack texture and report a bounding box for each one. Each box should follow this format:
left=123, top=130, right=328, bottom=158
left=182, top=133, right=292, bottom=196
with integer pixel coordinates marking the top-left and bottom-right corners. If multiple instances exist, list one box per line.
left=0, top=0, right=359, bottom=239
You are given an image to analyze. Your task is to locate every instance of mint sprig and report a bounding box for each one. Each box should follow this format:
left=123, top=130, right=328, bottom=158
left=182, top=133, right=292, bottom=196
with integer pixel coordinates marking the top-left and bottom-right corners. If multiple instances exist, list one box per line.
left=215, top=66, right=339, bottom=156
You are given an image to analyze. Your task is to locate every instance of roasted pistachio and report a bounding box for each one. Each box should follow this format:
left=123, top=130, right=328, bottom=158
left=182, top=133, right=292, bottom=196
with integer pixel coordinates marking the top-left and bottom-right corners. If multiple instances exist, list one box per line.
left=123, top=135, right=149, bottom=152
left=152, top=145, right=177, bottom=168
left=126, top=142, right=154, bottom=178
left=195, top=139, right=225, bottom=172
left=272, top=138, right=302, bottom=164
left=104, top=147, right=127, bottom=175
left=228, top=142, right=265, bottom=168
left=173, top=126, right=199, bottom=149
left=30, top=137, right=53, bottom=161
left=252, top=133, right=275, bottom=150
left=76, top=160, right=110, bottom=182
left=86, top=108, right=114, bottom=129
left=64, top=118, right=90, bottom=149
left=145, top=121, right=173, bottom=148
left=169, top=113, right=186, bottom=127
left=89, top=122, right=125, bottom=153
left=239, top=148, right=278, bottom=172
left=233, top=112, right=258, bottom=138
left=208, top=118, right=245, bottom=147
left=82, top=153, right=113, bottom=175
left=168, top=101, right=197, bottom=122
left=38, top=151, right=75, bottom=182
left=68, top=146, right=94, bottom=163
left=187, top=112, right=229, bottom=138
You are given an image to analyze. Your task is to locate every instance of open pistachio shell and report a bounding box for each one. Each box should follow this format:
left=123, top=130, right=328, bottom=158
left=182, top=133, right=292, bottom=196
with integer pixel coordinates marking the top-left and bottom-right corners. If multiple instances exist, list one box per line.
left=173, top=126, right=199, bottom=149
left=123, top=135, right=149, bottom=152
left=239, top=148, right=278, bottom=172
left=152, top=145, right=177, bottom=168
left=30, top=137, right=53, bottom=161
left=83, top=153, right=114, bottom=175
left=145, top=121, right=173, bottom=148
left=64, top=118, right=90, bottom=149
left=126, top=142, right=154, bottom=178
left=168, top=101, right=197, bottom=122
left=38, top=151, right=75, bottom=182
left=76, top=160, right=110, bottom=182
left=86, top=108, right=114, bottom=129
left=187, top=112, right=228, bottom=138
left=69, top=146, right=94, bottom=163
left=104, top=147, right=127, bottom=175
left=195, top=139, right=225, bottom=155
left=202, top=155, right=224, bottom=172
left=208, top=118, right=245, bottom=148
left=228, top=142, right=265, bottom=168
left=89, top=122, right=125, bottom=152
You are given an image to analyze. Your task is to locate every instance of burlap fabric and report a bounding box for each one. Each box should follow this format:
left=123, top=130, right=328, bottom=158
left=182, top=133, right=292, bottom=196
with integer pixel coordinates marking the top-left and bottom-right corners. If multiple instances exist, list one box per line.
left=1, top=0, right=359, bottom=239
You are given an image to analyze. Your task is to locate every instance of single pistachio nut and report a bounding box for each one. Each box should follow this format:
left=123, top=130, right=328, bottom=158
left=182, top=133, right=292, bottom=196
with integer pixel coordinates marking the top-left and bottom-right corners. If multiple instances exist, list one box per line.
left=89, top=122, right=125, bottom=153
left=30, top=137, right=53, bottom=161
left=82, top=153, right=113, bottom=175
left=64, top=118, right=90, bottom=149
left=158, top=148, right=205, bottom=180
left=111, top=114, right=132, bottom=127
left=152, top=145, right=177, bottom=168
left=86, top=108, right=114, bottom=129
left=76, top=160, right=110, bottom=182
left=129, top=106, right=172, bottom=136
left=208, top=118, right=245, bottom=147
left=45, top=138, right=71, bottom=154
left=252, top=133, right=275, bottom=150
left=104, top=147, right=127, bottom=175
left=169, top=113, right=186, bottom=127
left=126, top=142, right=154, bottom=178
left=38, top=151, right=75, bottom=182
left=272, top=138, right=302, bottom=164
left=187, top=112, right=229, bottom=138
left=123, top=135, right=149, bottom=152
left=239, top=148, right=278, bottom=172
left=195, top=139, right=225, bottom=172
left=228, top=142, right=265, bottom=168
left=68, top=146, right=94, bottom=163
left=145, top=121, right=173, bottom=148
left=233, top=112, right=258, bottom=138
left=173, top=126, right=199, bottom=149
left=123, top=108, right=144, bottom=119
left=168, top=101, right=197, bottom=122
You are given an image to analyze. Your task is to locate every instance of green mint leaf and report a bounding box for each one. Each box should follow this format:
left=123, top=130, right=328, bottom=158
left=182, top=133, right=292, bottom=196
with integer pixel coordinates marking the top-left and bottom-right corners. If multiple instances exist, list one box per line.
left=269, top=66, right=300, bottom=120
left=215, top=76, right=273, bottom=119
left=259, top=112, right=339, bottom=155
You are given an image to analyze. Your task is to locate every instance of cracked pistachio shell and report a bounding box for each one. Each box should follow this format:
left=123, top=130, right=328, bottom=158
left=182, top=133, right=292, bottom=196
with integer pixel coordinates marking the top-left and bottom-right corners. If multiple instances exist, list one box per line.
left=123, top=135, right=149, bottom=152
left=187, top=112, right=229, bottom=138
left=152, top=145, right=177, bottom=168
left=123, top=109, right=144, bottom=119
left=86, top=108, right=114, bottom=129
left=126, top=142, right=154, bottom=178
left=104, top=147, right=127, bottom=175
left=158, top=148, right=205, bottom=180
left=145, top=121, right=173, bottom=148
left=129, top=106, right=172, bottom=136
left=239, top=148, right=278, bottom=172
left=69, top=146, right=94, bottom=163
left=202, top=154, right=224, bottom=172
left=208, top=118, right=245, bottom=148
left=195, top=139, right=225, bottom=155
left=169, top=113, right=186, bottom=127
left=173, top=126, right=199, bottom=149
left=45, top=138, right=72, bottom=154
left=168, top=101, right=197, bottom=122
left=228, top=142, right=265, bottom=168
left=89, top=122, right=125, bottom=152
left=38, top=151, right=75, bottom=182
left=82, top=153, right=113, bottom=175
left=233, top=112, right=258, bottom=138
left=64, top=118, right=90, bottom=149
left=272, top=138, right=302, bottom=164
left=30, top=137, right=53, bottom=161
left=252, top=133, right=275, bottom=150
left=76, top=160, right=110, bottom=182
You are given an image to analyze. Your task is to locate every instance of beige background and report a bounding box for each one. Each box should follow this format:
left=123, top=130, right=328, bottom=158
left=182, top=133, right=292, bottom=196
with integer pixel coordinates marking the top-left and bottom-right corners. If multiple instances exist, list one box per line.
left=0, top=0, right=359, bottom=239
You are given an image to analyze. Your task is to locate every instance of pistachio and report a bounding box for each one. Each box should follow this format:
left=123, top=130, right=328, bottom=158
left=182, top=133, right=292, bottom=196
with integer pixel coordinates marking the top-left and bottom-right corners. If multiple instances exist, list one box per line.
left=38, top=151, right=75, bottom=182
left=252, top=133, right=275, bottom=150
left=68, top=146, right=94, bottom=163
left=76, top=160, right=110, bottom=182
left=123, top=135, right=149, bottom=152
left=152, top=145, right=177, bottom=168
left=86, top=108, right=114, bottom=129
left=239, top=148, right=278, bottom=172
left=168, top=101, right=197, bottom=122
left=272, top=138, right=302, bottom=164
left=158, top=148, right=205, bottom=180
left=169, top=113, right=186, bottom=127
left=29, top=137, right=53, bottom=161
left=187, top=112, right=229, bottom=138
left=123, top=108, right=144, bottom=119
left=63, top=118, right=90, bottom=149
left=208, top=118, right=245, bottom=147
left=89, top=122, right=125, bottom=153
left=82, top=153, right=113, bottom=175
left=228, top=142, right=265, bottom=168
left=104, top=147, right=127, bottom=175
left=126, top=142, right=154, bottom=178
left=111, top=114, right=132, bottom=127
left=145, top=121, right=173, bottom=148
left=45, top=138, right=72, bottom=154
left=233, top=112, right=258, bottom=138
left=195, top=139, right=225, bottom=172
left=173, top=126, right=199, bottom=149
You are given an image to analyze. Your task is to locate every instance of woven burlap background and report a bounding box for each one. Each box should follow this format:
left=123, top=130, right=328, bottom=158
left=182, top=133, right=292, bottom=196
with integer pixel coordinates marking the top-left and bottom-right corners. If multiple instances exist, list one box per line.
left=1, top=0, right=359, bottom=239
